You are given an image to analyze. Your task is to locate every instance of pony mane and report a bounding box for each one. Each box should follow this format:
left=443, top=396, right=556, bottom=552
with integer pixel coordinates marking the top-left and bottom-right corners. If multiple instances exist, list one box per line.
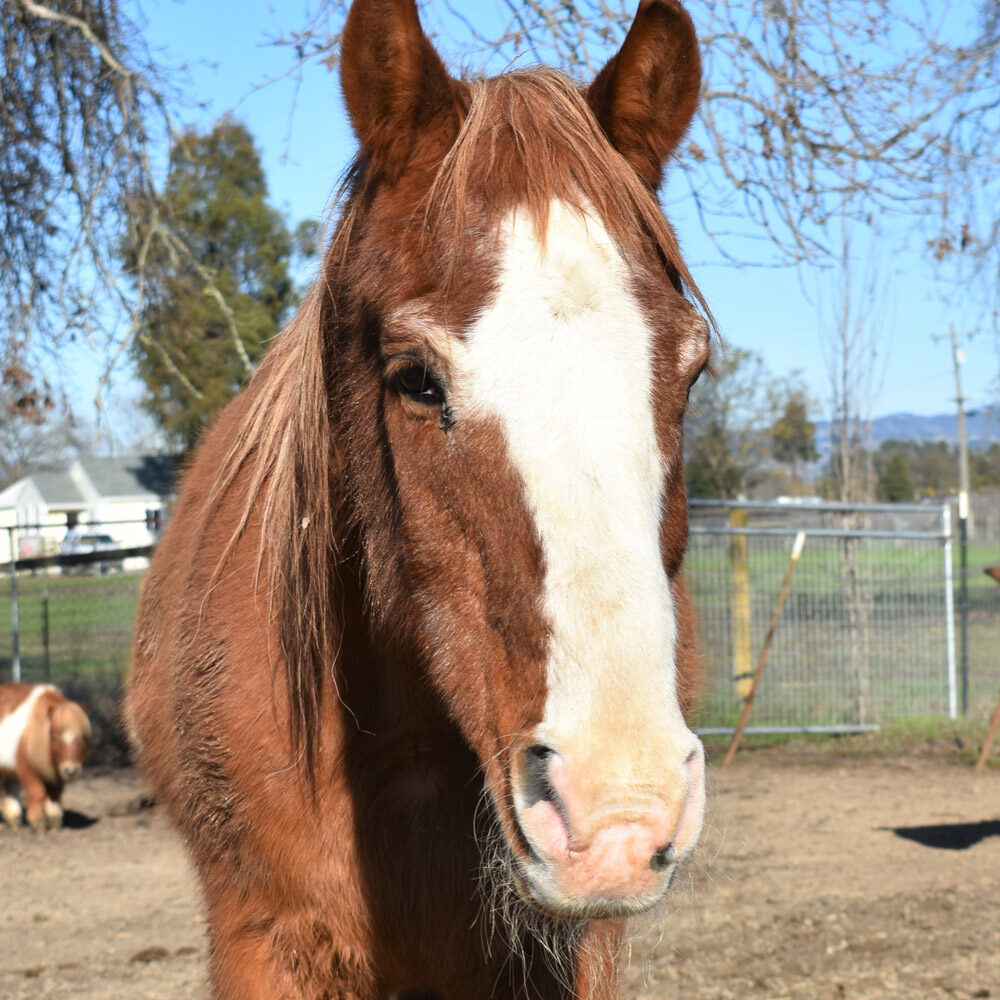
left=24, top=694, right=90, bottom=785
left=51, top=700, right=91, bottom=742
left=206, top=66, right=712, bottom=777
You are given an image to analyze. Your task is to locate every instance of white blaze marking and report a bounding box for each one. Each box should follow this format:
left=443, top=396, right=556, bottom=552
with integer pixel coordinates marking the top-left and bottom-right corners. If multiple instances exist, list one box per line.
left=0, top=685, right=53, bottom=771
left=454, top=201, right=691, bottom=774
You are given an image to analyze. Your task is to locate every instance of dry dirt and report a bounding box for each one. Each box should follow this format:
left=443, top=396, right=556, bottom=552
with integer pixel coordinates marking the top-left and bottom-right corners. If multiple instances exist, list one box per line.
left=2, top=749, right=998, bottom=999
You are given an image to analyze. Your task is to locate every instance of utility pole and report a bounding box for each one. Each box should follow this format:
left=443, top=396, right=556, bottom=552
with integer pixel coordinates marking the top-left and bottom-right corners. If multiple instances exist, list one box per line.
left=949, top=327, right=970, bottom=715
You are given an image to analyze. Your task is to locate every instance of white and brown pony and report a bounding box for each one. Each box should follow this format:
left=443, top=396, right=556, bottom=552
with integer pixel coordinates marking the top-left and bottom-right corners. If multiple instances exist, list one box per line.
left=128, top=0, right=713, bottom=996
left=0, top=682, right=90, bottom=830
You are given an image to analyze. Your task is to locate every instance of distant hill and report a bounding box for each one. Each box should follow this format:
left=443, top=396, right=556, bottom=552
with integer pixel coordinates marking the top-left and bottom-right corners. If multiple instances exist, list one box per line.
left=815, top=410, right=1000, bottom=453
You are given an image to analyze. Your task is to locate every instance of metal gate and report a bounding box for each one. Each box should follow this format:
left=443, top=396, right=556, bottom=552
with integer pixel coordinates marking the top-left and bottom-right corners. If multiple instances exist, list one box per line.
left=686, top=500, right=956, bottom=731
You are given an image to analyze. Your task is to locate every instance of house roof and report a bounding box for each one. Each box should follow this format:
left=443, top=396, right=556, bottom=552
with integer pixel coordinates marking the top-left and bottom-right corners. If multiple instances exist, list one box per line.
left=0, top=455, right=177, bottom=509
left=31, top=471, right=86, bottom=507
left=76, top=455, right=177, bottom=500
left=0, top=477, right=46, bottom=510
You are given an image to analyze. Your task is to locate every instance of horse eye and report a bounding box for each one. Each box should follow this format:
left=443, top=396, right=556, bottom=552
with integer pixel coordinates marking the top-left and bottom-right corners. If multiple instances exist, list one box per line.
left=395, top=365, right=444, bottom=407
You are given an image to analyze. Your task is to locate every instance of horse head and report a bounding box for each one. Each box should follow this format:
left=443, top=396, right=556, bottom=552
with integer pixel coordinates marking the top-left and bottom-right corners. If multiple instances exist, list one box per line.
left=325, top=0, right=711, bottom=920
left=47, top=698, right=90, bottom=782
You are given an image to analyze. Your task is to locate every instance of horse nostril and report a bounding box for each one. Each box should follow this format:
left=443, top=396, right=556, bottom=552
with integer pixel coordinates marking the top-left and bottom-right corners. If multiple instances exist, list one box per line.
left=650, top=843, right=676, bottom=872
left=520, top=744, right=557, bottom=808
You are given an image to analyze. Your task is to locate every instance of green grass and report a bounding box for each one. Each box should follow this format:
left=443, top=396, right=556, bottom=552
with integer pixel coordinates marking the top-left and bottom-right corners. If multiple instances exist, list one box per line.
left=3, top=538, right=1000, bottom=727
left=0, top=571, right=143, bottom=684
left=684, top=531, right=1000, bottom=726
left=700, top=714, right=997, bottom=768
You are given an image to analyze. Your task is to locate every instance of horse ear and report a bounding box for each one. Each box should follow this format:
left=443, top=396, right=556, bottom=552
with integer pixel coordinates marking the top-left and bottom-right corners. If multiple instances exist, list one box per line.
left=587, top=0, right=701, bottom=190
left=340, top=0, right=466, bottom=181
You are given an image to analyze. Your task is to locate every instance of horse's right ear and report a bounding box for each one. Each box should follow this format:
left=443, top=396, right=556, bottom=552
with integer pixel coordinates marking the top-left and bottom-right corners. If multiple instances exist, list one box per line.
left=587, top=0, right=701, bottom=190
left=340, top=0, right=466, bottom=182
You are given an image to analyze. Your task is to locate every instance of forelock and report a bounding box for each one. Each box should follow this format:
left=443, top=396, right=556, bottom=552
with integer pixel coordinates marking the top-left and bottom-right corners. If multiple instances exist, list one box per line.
left=421, top=68, right=709, bottom=319
left=51, top=700, right=91, bottom=740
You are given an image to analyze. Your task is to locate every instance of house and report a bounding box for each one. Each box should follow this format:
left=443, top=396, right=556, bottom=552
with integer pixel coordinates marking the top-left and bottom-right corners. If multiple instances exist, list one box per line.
left=0, top=455, right=176, bottom=566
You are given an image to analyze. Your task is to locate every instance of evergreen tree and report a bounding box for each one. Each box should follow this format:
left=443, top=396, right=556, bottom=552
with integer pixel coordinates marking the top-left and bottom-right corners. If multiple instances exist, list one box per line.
left=878, top=452, right=916, bottom=502
left=771, top=391, right=818, bottom=474
left=127, top=118, right=296, bottom=452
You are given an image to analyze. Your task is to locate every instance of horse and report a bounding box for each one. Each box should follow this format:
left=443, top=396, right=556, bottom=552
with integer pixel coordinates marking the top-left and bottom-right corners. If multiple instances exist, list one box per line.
left=127, top=0, right=713, bottom=996
left=0, top=682, right=91, bottom=830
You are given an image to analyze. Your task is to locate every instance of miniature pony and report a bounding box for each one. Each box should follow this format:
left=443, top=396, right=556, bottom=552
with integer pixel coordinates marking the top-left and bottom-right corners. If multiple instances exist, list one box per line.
left=0, top=682, right=90, bottom=830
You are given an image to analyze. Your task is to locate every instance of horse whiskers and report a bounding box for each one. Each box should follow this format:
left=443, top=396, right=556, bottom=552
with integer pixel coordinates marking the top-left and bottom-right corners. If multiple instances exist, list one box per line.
left=473, top=778, right=707, bottom=1000
left=472, top=787, right=613, bottom=1000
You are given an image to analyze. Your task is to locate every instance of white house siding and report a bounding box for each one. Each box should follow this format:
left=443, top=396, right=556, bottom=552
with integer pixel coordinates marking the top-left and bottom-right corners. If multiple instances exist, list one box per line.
left=0, top=455, right=173, bottom=567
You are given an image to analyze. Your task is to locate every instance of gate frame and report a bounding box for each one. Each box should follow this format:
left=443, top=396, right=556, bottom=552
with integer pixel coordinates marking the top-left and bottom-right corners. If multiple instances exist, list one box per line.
left=687, top=499, right=958, bottom=728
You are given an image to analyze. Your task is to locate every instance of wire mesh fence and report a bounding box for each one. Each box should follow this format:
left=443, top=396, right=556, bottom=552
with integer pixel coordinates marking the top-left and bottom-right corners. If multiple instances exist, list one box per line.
left=1, top=573, right=143, bottom=686
left=1, top=521, right=150, bottom=686
left=686, top=500, right=1000, bottom=731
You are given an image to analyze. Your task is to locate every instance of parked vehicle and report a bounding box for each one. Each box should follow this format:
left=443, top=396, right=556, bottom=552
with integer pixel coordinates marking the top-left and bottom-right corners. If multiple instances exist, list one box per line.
left=59, top=531, right=124, bottom=574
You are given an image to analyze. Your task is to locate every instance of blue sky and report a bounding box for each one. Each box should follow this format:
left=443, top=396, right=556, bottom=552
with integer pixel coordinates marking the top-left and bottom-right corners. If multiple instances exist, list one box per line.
left=83, top=0, right=998, bottom=443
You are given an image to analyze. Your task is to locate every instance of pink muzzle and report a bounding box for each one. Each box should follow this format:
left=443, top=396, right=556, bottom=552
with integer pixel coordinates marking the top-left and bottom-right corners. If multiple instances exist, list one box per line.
left=512, top=741, right=705, bottom=915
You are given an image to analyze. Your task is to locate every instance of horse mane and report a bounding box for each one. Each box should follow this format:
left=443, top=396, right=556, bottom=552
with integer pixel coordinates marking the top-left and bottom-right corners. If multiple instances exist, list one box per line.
left=423, top=69, right=711, bottom=318
left=201, top=286, right=336, bottom=776
left=204, top=66, right=712, bottom=777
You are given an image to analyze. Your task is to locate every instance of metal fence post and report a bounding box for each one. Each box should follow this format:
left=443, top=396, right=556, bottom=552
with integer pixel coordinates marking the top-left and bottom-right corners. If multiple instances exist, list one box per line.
left=943, top=504, right=957, bottom=720
left=958, top=493, right=969, bottom=715
left=7, top=525, right=20, bottom=682
left=42, top=581, right=51, bottom=681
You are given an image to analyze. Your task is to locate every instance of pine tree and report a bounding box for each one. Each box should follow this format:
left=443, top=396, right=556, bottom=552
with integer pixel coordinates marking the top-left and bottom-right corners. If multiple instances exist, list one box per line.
left=127, top=118, right=296, bottom=452
left=878, top=452, right=916, bottom=502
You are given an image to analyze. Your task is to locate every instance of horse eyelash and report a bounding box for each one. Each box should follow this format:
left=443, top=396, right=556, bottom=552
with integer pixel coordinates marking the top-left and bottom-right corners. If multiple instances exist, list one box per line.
left=440, top=401, right=454, bottom=432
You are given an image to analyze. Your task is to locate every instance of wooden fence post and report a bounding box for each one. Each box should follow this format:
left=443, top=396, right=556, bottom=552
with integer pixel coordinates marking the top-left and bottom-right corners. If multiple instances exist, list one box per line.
left=723, top=531, right=806, bottom=766
left=730, top=507, right=752, bottom=701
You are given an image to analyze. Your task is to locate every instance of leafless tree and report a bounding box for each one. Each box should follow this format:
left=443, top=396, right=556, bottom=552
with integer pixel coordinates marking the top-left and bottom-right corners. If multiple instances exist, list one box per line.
left=818, top=215, right=892, bottom=724
left=3, top=0, right=998, bottom=428
left=270, top=0, right=1000, bottom=266
left=820, top=223, right=887, bottom=506
left=0, top=1, right=165, bottom=408
left=0, top=0, right=268, bottom=439
left=0, top=379, right=84, bottom=489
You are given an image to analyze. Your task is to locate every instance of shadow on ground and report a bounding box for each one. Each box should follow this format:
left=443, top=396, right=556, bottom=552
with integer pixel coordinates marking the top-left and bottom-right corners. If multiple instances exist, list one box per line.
left=887, top=820, right=1000, bottom=850
left=61, top=810, right=98, bottom=830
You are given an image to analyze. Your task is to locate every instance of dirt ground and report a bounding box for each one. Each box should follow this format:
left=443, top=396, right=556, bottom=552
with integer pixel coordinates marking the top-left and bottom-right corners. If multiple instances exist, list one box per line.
left=2, top=747, right=998, bottom=1000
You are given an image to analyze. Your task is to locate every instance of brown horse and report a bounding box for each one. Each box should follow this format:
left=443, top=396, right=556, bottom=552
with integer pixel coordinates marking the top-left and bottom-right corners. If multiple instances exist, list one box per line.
left=127, top=0, right=713, bottom=996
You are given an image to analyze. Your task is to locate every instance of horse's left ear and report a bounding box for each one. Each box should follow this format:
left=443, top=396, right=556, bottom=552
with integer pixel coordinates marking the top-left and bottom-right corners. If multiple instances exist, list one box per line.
left=587, top=0, right=701, bottom=190
left=340, top=0, right=467, bottom=182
